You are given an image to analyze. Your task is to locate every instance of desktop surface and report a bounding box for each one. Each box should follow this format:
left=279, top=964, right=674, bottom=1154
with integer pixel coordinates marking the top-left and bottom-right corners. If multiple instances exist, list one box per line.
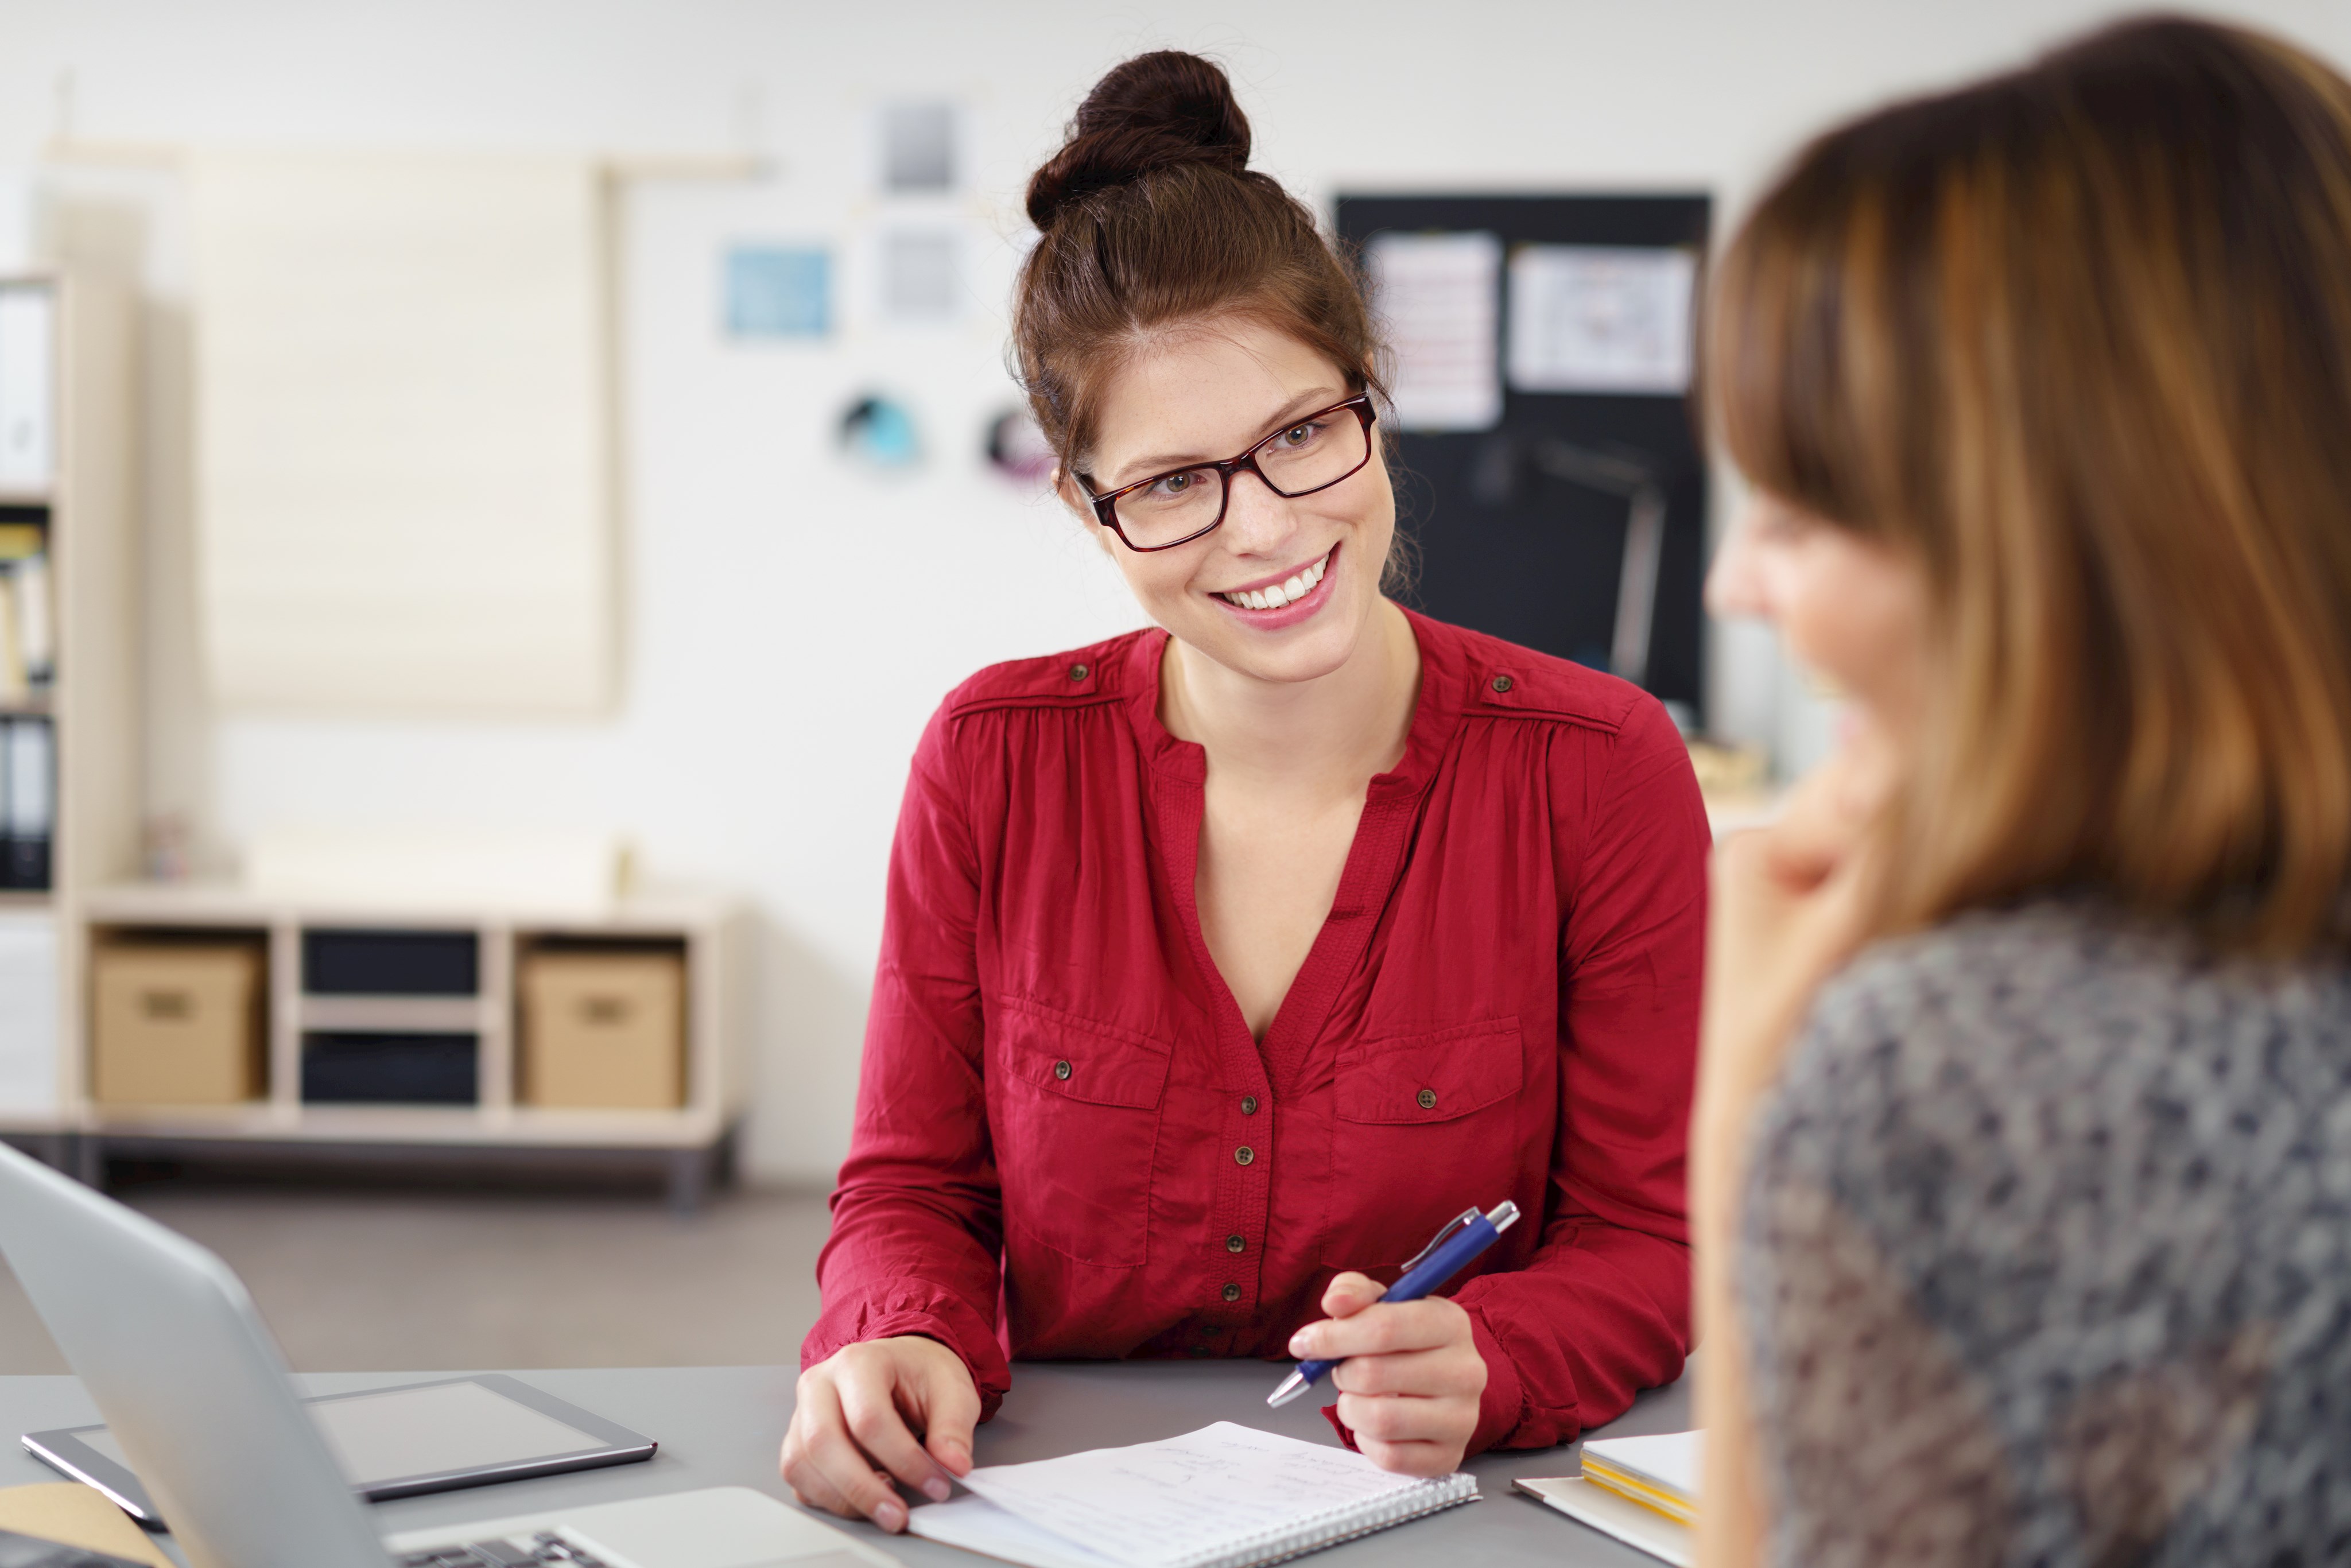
left=0, top=1360, right=1691, bottom=1567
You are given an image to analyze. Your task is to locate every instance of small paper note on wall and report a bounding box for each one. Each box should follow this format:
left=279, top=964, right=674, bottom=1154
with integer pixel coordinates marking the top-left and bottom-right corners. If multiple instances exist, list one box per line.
left=1507, top=244, right=1697, bottom=396
left=1365, top=231, right=1502, bottom=432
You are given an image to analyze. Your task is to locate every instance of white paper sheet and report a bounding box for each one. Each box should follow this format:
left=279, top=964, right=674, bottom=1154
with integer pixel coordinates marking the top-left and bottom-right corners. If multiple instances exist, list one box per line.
left=1514, top=1476, right=1692, bottom=1567
left=1507, top=244, right=1697, bottom=395
left=1366, top=231, right=1502, bottom=431
left=909, top=1422, right=1459, bottom=1568
left=0, top=284, right=54, bottom=491
left=909, top=1493, right=1124, bottom=1568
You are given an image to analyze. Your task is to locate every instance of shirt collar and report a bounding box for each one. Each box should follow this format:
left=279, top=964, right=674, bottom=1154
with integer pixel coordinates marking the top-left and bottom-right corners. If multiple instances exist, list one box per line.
left=1120, top=608, right=1468, bottom=793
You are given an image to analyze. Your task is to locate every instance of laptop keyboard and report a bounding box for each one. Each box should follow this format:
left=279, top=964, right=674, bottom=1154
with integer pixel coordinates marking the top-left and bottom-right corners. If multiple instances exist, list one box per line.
left=399, top=1531, right=616, bottom=1568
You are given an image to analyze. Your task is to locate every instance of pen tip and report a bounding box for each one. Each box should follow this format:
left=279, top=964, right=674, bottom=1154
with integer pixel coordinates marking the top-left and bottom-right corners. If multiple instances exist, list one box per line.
left=1267, top=1371, right=1307, bottom=1408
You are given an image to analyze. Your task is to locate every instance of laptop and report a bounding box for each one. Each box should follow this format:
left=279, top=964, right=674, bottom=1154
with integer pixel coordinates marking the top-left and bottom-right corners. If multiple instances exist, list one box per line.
left=0, top=1140, right=898, bottom=1568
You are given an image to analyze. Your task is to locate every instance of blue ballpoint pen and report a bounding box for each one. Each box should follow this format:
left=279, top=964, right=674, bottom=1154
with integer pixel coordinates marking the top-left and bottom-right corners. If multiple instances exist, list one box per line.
left=1266, top=1199, right=1522, bottom=1407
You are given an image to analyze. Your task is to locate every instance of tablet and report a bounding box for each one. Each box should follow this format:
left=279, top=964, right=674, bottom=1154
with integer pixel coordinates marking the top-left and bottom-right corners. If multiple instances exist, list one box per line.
left=21, top=1373, right=657, bottom=1529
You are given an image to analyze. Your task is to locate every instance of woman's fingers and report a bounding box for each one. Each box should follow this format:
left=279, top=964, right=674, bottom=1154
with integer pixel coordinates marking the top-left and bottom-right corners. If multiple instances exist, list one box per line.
left=1350, top=1433, right=1467, bottom=1477
left=802, top=1418, right=913, bottom=1531
left=1328, top=1341, right=1486, bottom=1398
left=1296, top=1297, right=1483, bottom=1477
left=1292, top=1295, right=1463, bottom=1360
left=908, top=1350, right=983, bottom=1477
left=1317, top=1271, right=1385, bottom=1318
left=780, top=1338, right=983, bottom=1533
left=837, top=1373, right=955, bottom=1503
left=781, top=1381, right=911, bottom=1530
left=1336, top=1390, right=1472, bottom=1448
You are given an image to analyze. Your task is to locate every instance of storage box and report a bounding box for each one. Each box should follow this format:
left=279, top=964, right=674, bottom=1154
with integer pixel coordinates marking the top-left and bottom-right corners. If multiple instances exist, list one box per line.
left=301, top=1032, right=478, bottom=1104
left=521, top=950, right=684, bottom=1109
left=303, top=927, right=478, bottom=995
left=92, top=942, right=263, bottom=1105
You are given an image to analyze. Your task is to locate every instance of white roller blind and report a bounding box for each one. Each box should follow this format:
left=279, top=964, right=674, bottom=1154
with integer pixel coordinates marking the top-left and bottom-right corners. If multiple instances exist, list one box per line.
left=191, top=150, right=614, bottom=713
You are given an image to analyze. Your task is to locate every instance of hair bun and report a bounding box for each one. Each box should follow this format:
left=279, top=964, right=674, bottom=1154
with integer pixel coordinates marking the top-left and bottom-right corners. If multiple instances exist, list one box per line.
left=1026, top=51, right=1253, bottom=229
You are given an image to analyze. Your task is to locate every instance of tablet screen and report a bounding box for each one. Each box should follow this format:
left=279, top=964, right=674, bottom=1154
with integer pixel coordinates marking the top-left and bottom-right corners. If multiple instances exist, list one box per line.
left=81, top=1380, right=608, bottom=1485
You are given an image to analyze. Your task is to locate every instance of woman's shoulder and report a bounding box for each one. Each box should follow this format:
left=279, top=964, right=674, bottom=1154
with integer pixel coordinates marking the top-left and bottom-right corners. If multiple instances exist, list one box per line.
left=1762, top=900, right=2351, bottom=1200
left=1406, top=609, right=1667, bottom=739
left=1743, top=914, right=2351, bottom=1565
left=934, top=627, right=1158, bottom=720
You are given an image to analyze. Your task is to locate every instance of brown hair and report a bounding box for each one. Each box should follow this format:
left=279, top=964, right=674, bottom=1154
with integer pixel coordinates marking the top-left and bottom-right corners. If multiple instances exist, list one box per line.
left=1014, top=52, right=1387, bottom=488
left=1709, top=15, right=2351, bottom=955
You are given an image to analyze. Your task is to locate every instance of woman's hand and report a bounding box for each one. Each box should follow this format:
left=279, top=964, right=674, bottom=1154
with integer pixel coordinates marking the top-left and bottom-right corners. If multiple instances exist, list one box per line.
left=1695, top=729, right=1894, bottom=1148
left=1289, top=1272, right=1487, bottom=1476
left=1693, top=729, right=1895, bottom=1568
left=780, top=1335, right=980, bottom=1534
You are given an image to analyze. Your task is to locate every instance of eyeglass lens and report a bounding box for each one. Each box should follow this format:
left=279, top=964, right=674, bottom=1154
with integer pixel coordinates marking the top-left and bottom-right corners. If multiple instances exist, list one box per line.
left=1112, top=407, right=1368, bottom=548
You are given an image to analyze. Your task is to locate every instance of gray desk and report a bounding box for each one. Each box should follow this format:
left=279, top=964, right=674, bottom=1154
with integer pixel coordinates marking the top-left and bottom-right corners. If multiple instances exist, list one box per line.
left=0, top=1363, right=1689, bottom=1566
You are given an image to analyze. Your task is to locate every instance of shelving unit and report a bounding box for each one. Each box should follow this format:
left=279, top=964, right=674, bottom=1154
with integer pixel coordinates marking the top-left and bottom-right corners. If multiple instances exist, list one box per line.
left=76, top=882, right=750, bottom=1209
left=0, top=270, right=142, bottom=1156
left=0, top=270, right=751, bottom=1210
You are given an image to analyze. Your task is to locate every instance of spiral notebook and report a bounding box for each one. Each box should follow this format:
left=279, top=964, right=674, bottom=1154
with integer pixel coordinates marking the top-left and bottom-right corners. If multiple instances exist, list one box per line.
left=905, top=1422, right=1479, bottom=1568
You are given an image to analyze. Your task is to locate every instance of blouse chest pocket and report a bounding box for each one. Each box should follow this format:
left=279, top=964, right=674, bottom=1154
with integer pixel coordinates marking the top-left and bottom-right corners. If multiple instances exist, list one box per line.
left=990, top=998, right=1173, bottom=1269
left=1322, top=1018, right=1527, bottom=1267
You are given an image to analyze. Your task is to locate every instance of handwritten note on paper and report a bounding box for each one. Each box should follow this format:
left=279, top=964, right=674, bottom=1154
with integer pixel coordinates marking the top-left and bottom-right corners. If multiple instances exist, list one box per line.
left=951, top=1422, right=1440, bottom=1568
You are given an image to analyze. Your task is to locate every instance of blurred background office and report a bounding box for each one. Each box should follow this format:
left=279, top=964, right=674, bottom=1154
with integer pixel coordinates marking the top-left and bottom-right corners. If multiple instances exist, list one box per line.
left=0, top=0, right=2344, bottom=1374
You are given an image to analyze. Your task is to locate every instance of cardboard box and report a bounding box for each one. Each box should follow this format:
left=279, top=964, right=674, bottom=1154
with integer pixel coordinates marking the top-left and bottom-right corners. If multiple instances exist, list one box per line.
left=521, top=950, right=685, bottom=1109
left=92, top=943, right=264, bottom=1105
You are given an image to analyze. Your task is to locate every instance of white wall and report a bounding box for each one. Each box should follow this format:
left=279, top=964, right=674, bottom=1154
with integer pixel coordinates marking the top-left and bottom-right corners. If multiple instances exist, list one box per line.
left=3, top=0, right=2346, bottom=1183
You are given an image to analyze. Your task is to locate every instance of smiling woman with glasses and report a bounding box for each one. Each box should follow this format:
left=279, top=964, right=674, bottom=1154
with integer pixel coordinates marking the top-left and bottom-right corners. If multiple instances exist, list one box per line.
left=782, top=51, right=1710, bottom=1534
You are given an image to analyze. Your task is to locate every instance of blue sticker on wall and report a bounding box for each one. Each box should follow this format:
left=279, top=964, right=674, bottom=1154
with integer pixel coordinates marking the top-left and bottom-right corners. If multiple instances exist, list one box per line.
left=725, top=246, right=831, bottom=339
left=839, top=395, right=921, bottom=473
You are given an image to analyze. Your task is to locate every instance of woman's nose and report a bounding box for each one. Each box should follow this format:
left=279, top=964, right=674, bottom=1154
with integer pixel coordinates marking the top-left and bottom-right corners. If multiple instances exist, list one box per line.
left=1706, top=511, right=1772, bottom=622
left=1216, top=469, right=1298, bottom=556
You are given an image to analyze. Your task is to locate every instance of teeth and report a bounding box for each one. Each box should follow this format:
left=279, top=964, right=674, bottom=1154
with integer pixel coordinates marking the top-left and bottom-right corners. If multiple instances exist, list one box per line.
left=1219, top=549, right=1332, bottom=610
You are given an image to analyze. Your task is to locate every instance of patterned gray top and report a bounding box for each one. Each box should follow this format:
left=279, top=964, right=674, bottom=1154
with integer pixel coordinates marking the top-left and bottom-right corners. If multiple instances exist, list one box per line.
left=1739, top=902, right=2351, bottom=1567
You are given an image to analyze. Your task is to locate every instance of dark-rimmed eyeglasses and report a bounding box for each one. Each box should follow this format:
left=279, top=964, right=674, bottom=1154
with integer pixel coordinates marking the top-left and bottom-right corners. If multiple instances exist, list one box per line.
left=1080, top=395, right=1378, bottom=552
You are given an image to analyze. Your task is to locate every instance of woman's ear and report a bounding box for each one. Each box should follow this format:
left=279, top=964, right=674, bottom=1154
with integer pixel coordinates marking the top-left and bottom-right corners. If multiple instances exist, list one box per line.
left=1054, top=468, right=1121, bottom=561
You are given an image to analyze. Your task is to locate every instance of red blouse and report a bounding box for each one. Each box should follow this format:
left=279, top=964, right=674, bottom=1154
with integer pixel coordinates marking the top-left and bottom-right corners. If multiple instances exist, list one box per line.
left=806, top=610, right=1708, bottom=1453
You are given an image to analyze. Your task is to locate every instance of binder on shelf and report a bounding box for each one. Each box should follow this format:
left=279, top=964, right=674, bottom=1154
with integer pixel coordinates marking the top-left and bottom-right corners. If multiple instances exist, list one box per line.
left=11, top=552, right=52, bottom=686
left=0, top=285, right=55, bottom=492
left=0, top=584, right=25, bottom=706
left=0, top=716, right=53, bottom=890
left=0, top=523, right=52, bottom=700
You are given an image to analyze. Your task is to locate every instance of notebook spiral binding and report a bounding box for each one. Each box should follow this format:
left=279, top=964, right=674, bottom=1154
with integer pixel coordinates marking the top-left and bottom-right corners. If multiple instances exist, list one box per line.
left=1169, top=1473, right=1481, bottom=1568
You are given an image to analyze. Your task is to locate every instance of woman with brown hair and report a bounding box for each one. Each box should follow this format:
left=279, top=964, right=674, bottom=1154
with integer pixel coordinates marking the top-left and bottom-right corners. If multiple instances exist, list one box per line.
left=1694, top=15, right=2351, bottom=1565
left=781, top=51, right=1710, bottom=1530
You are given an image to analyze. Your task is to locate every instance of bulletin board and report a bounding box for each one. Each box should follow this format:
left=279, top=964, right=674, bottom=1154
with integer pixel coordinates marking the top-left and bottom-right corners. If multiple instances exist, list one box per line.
left=1336, top=195, right=1712, bottom=722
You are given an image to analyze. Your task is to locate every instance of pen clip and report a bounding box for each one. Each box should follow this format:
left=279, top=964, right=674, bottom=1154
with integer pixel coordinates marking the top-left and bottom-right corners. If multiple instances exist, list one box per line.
left=1396, top=1208, right=1483, bottom=1274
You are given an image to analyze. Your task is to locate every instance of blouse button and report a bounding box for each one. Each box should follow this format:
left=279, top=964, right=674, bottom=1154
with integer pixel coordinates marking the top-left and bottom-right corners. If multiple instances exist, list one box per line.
left=1053, top=1059, right=1072, bottom=1080
left=1240, top=1095, right=1260, bottom=1115
left=1235, top=1145, right=1255, bottom=1166
left=1226, top=1233, right=1246, bottom=1253
left=1491, top=674, right=1514, bottom=693
left=1069, top=663, right=1090, bottom=680
left=1417, top=1088, right=1437, bottom=1109
left=1221, top=1283, right=1242, bottom=1303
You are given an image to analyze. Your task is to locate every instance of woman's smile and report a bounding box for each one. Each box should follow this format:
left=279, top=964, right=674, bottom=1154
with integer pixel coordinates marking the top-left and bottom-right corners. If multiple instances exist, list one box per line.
left=1209, top=544, right=1339, bottom=626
